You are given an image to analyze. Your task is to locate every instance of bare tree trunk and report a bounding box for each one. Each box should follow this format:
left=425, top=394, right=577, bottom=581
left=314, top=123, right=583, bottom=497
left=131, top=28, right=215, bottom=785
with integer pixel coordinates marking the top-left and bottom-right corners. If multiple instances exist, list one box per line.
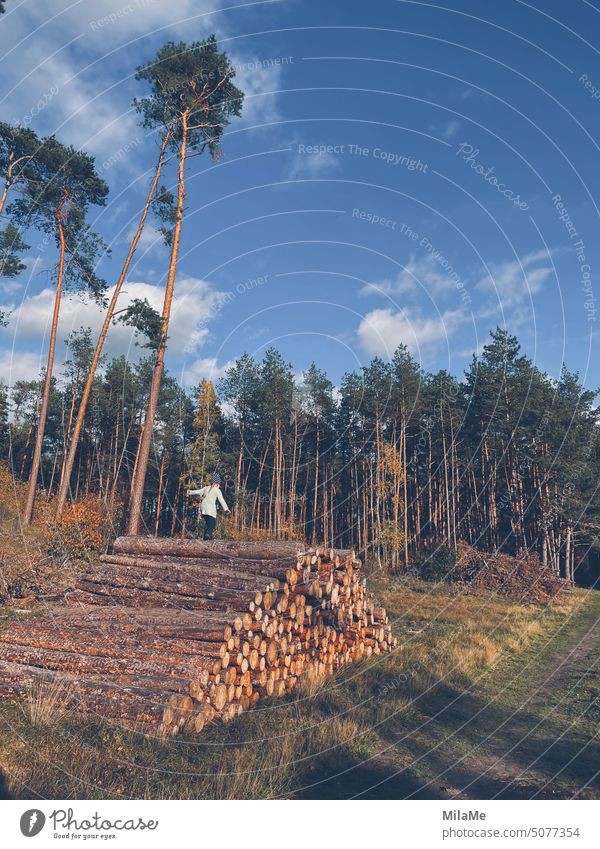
left=251, top=432, right=271, bottom=532
left=55, top=131, right=171, bottom=520
left=19, top=399, right=38, bottom=478
left=23, top=217, right=66, bottom=525
left=400, top=424, right=407, bottom=564
left=127, top=117, right=189, bottom=536
left=0, top=178, right=10, bottom=218
left=171, top=478, right=182, bottom=537
left=46, top=449, right=60, bottom=499
left=288, top=416, right=298, bottom=534
left=565, top=524, right=572, bottom=581
left=312, top=423, right=319, bottom=543
left=234, top=426, right=244, bottom=530
left=542, top=526, right=548, bottom=567
left=154, top=452, right=167, bottom=536
left=58, top=377, right=79, bottom=487
left=441, top=411, right=451, bottom=547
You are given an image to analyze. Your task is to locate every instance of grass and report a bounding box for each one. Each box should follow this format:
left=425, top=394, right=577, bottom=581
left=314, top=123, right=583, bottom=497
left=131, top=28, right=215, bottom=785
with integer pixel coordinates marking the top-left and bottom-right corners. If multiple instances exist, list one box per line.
left=21, top=679, right=70, bottom=729
left=0, top=575, right=595, bottom=800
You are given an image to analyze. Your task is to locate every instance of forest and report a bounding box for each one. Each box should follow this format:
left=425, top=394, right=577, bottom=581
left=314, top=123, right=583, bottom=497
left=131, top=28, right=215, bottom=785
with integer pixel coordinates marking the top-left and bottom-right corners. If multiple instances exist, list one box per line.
left=1, top=34, right=599, bottom=584
left=1, top=328, right=599, bottom=583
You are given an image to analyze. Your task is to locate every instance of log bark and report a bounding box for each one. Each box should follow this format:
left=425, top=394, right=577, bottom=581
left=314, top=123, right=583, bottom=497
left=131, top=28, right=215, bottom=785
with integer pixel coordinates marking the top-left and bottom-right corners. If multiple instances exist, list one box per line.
left=64, top=587, right=255, bottom=613
left=104, top=554, right=298, bottom=586
left=0, top=629, right=227, bottom=660
left=42, top=605, right=234, bottom=634
left=0, top=644, right=222, bottom=677
left=77, top=572, right=262, bottom=606
left=99, top=556, right=280, bottom=590
left=113, top=536, right=303, bottom=561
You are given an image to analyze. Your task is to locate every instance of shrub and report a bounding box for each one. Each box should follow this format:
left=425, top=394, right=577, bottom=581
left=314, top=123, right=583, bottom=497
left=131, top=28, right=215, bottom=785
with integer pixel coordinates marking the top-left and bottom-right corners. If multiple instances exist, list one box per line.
left=50, top=496, right=112, bottom=557
left=415, top=543, right=458, bottom=583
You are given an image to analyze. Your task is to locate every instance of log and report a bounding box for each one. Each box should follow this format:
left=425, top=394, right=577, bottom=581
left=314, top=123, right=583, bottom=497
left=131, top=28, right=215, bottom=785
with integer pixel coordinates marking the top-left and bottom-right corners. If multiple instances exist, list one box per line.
left=0, top=629, right=228, bottom=660
left=100, top=554, right=285, bottom=586
left=0, top=661, right=180, bottom=726
left=0, top=643, right=222, bottom=677
left=42, top=604, right=230, bottom=624
left=7, top=617, right=224, bottom=641
left=77, top=575, right=262, bottom=607
left=98, top=557, right=279, bottom=591
left=113, top=536, right=303, bottom=561
left=65, top=587, right=253, bottom=614
left=41, top=606, right=234, bottom=641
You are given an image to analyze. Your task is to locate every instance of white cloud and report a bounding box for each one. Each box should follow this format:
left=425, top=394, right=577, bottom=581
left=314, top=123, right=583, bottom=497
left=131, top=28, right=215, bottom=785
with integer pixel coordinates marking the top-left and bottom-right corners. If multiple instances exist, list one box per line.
left=182, top=356, right=234, bottom=386
left=243, top=324, right=270, bottom=340
left=357, top=307, right=466, bottom=358
left=476, top=250, right=553, bottom=306
left=457, top=341, right=486, bottom=359
left=1, top=275, right=224, bottom=369
left=288, top=149, right=342, bottom=181
left=0, top=280, right=24, bottom=296
left=232, top=55, right=286, bottom=127
left=1, top=25, right=138, bottom=159
left=362, top=253, right=456, bottom=298
left=441, top=120, right=460, bottom=140
left=0, top=1, right=276, bottom=163
left=0, top=348, right=46, bottom=385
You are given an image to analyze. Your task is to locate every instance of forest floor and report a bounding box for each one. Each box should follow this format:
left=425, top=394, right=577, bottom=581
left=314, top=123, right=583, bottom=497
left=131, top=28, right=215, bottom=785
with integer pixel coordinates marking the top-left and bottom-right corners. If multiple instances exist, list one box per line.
left=0, top=576, right=597, bottom=800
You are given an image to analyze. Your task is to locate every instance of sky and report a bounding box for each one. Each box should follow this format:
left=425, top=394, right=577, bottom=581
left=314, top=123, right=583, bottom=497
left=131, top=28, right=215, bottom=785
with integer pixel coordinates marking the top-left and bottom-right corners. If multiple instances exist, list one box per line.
left=0, top=0, right=599, bottom=393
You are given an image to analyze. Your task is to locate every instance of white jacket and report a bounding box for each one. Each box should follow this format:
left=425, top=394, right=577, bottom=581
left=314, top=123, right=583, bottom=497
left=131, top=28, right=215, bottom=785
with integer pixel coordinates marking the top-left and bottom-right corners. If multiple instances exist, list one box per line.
left=189, top=485, right=230, bottom=518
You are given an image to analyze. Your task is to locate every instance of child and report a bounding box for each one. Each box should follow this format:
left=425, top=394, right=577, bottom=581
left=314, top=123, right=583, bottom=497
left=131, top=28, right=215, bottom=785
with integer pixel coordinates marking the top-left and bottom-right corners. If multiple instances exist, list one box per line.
left=187, top=474, right=230, bottom=540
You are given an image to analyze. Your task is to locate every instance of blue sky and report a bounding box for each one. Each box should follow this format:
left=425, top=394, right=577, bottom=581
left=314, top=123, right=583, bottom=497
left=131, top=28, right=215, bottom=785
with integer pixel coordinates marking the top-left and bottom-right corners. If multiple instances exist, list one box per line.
left=0, top=0, right=599, bottom=391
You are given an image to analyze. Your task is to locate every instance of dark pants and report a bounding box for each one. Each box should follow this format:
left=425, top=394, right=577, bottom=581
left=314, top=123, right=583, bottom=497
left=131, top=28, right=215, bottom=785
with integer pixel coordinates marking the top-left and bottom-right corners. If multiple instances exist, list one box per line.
left=202, top=514, right=216, bottom=540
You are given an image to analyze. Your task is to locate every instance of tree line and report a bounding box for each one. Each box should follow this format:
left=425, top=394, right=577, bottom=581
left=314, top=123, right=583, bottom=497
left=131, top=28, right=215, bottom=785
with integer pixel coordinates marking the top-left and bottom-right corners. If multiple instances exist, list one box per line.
left=1, top=327, right=599, bottom=581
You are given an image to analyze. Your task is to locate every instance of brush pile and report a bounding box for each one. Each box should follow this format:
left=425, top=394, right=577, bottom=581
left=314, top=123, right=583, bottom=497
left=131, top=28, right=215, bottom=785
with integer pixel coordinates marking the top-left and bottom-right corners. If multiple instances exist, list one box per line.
left=0, top=537, right=395, bottom=735
left=455, top=543, right=569, bottom=604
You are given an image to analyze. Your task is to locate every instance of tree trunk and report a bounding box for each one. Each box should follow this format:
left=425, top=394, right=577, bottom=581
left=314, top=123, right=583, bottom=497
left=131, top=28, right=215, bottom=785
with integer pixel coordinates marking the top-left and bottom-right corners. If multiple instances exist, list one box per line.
left=154, top=451, right=167, bottom=536
left=127, top=118, right=188, bottom=535
left=22, top=216, right=67, bottom=525
left=55, top=130, right=171, bottom=519
left=312, top=423, right=319, bottom=543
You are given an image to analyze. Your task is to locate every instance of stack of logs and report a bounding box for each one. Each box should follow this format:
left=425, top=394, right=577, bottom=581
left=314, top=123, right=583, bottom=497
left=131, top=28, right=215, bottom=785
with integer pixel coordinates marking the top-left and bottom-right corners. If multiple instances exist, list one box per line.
left=0, top=537, right=395, bottom=736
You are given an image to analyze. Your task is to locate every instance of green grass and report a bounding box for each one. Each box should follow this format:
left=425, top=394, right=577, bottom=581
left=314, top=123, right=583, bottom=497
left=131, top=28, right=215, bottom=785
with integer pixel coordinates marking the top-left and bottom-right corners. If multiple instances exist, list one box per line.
left=0, top=580, right=596, bottom=800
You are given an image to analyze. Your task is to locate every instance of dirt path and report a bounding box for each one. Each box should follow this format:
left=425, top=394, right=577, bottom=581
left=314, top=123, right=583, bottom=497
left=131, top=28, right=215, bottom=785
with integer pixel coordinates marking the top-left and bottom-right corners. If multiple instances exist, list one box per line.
left=303, top=590, right=600, bottom=800
left=425, top=591, right=600, bottom=800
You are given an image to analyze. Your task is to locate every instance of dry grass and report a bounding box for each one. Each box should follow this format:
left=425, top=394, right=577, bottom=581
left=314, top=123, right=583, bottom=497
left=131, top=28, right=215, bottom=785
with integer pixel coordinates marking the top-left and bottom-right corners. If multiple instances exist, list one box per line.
left=296, top=666, right=330, bottom=698
left=21, top=678, right=70, bottom=728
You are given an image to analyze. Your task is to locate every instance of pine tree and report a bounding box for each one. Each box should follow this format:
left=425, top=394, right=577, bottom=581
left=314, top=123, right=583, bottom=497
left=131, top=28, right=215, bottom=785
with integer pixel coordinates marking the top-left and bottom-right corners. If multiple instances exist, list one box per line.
left=12, top=136, right=109, bottom=523
left=126, top=36, right=244, bottom=534
left=297, top=364, right=336, bottom=543
left=186, top=380, right=222, bottom=486
left=218, top=353, right=258, bottom=529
